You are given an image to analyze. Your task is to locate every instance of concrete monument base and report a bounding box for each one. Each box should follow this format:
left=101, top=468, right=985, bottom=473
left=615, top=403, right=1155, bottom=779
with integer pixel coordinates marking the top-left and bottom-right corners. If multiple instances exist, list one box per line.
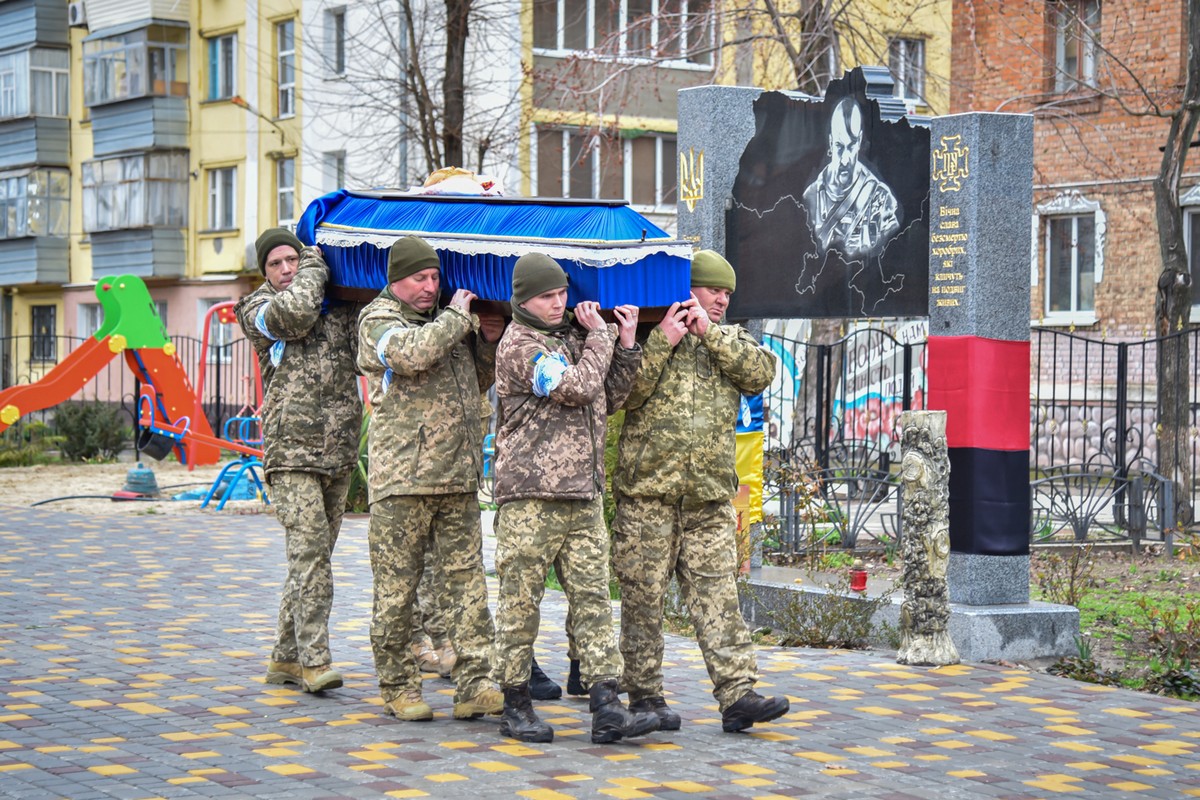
left=739, top=572, right=1079, bottom=664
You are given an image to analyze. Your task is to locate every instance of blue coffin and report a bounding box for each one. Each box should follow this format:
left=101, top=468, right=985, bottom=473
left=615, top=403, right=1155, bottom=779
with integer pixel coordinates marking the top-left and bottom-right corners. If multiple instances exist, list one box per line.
left=296, top=190, right=693, bottom=308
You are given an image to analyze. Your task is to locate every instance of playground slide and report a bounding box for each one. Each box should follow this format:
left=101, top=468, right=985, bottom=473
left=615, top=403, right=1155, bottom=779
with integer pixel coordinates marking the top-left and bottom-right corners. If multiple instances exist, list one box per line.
left=126, top=348, right=221, bottom=466
left=0, top=337, right=120, bottom=434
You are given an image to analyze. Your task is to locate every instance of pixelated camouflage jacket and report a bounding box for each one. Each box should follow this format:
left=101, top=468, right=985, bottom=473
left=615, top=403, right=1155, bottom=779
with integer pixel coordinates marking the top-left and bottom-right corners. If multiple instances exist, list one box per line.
left=357, top=289, right=496, bottom=501
left=614, top=323, right=775, bottom=502
left=233, top=248, right=363, bottom=477
left=493, top=320, right=641, bottom=506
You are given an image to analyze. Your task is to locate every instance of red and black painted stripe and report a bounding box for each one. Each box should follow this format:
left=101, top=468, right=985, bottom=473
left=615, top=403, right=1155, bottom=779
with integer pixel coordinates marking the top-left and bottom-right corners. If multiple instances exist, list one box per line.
left=927, top=335, right=1030, bottom=557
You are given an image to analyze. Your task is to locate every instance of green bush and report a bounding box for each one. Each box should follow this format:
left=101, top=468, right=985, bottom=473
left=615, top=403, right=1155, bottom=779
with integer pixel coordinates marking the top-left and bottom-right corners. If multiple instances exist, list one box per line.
left=54, top=402, right=129, bottom=462
left=0, top=420, right=62, bottom=467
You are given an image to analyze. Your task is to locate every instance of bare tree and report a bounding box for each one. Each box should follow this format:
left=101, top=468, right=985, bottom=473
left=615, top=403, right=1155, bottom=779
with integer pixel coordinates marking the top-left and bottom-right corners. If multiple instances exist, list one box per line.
left=958, top=0, right=1200, bottom=523
left=302, top=0, right=523, bottom=188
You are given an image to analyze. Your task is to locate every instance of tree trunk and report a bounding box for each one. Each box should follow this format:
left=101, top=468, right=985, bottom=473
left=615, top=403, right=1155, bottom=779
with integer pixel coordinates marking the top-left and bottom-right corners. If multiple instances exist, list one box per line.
left=1152, top=0, right=1200, bottom=528
left=442, top=0, right=470, bottom=168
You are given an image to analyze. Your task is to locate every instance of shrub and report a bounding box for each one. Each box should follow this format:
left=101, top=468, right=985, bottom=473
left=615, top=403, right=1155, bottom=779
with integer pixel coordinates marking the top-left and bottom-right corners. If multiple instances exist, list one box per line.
left=54, top=402, right=128, bottom=462
left=0, top=420, right=62, bottom=467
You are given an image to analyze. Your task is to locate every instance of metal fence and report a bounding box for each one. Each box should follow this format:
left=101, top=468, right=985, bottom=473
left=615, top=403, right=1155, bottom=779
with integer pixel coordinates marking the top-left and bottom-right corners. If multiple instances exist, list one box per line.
left=761, top=326, right=1195, bottom=556
left=0, top=334, right=259, bottom=445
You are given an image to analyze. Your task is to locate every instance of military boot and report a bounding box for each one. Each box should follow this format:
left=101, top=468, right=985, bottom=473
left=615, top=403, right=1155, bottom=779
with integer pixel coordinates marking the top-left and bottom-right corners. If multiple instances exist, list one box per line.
left=498, top=685, right=553, bottom=743
left=566, top=658, right=587, bottom=696
left=300, top=664, right=344, bottom=693
left=589, top=680, right=660, bottom=744
left=721, top=690, right=790, bottom=733
left=529, top=657, right=562, bottom=701
left=629, top=695, right=681, bottom=731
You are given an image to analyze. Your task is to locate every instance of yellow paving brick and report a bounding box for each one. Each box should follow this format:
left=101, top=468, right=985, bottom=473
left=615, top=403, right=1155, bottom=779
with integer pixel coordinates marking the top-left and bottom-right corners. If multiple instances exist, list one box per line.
left=348, top=750, right=396, bottom=762
left=914, top=754, right=952, bottom=761
left=1047, top=725, right=1096, bottom=736
left=723, top=763, right=775, bottom=775
left=1064, top=762, right=1109, bottom=771
left=425, top=773, right=468, bottom=783
left=1105, top=707, right=1153, bottom=718
left=1112, top=755, right=1167, bottom=766
left=966, top=729, right=1018, bottom=742
left=598, top=789, right=653, bottom=799
left=748, top=731, right=798, bottom=741
left=922, top=713, right=968, bottom=722
left=439, top=741, right=479, bottom=749
left=71, top=700, right=110, bottom=709
left=0, top=764, right=33, bottom=772
left=1050, top=741, right=1103, bottom=753
left=793, top=751, right=845, bottom=763
left=921, top=727, right=956, bottom=735
left=844, top=746, right=893, bottom=757
left=662, top=781, right=713, bottom=792
left=384, top=790, right=429, bottom=798
left=932, top=740, right=974, bottom=750
left=469, top=761, right=519, bottom=772
left=1133, top=768, right=1175, bottom=776
left=89, top=765, right=137, bottom=776
left=1106, top=781, right=1154, bottom=791
left=871, top=761, right=910, bottom=769
left=948, top=770, right=988, bottom=778
left=642, top=743, right=683, bottom=751
left=603, top=753, right=641, bottom=762
left=207, top=706, right=251, bottom=716
left=821, top=768, right=859, bottom=776
left=518, top=790, right=574, bottom=800
left=732, top=777, right=775, bottom=787
left=881, top=736, right=915, bottom=744
left=492, top=744, right=545, bottom=756
left=1140, top=740, right=1197, bottom=755
left=855, top=706, right=903, bottom=716
left=255, top=747, right=300, bottom=757
left=182, top=751, right=221, bottom=759
left=1024, top=774, right=1085, bottom=792
left=117, top=702, right=168, bottom=715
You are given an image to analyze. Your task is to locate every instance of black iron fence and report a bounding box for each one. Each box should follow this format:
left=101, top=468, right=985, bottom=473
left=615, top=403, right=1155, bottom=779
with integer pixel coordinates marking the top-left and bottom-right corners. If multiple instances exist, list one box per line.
left=0, top=334, right=258, bottom=446
left=761, top=326, right=1197, bottom=556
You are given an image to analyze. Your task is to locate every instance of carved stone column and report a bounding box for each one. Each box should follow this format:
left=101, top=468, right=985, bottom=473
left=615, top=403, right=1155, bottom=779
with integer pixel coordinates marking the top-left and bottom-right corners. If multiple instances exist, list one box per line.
left=897, top=410, right=959, bottom=666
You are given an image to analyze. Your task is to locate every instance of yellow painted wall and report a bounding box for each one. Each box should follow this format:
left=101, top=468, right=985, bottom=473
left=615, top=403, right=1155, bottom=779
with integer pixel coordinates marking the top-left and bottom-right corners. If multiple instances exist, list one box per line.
left=257, top=0, right=302, bottom=237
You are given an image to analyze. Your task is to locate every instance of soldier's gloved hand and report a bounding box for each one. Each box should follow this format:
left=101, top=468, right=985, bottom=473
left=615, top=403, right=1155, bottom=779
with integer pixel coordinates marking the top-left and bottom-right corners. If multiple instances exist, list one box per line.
left=612, top=304, right=639, bottom=349
left=658, top=301, right=690, bottom=347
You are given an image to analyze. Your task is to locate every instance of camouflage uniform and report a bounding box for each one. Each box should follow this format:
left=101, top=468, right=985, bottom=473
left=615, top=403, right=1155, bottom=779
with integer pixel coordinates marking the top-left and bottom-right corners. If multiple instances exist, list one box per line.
left=492, top=320, right=640, bottom=688
left=357, top=289, right=497, bottom=705
left=613, top=323, right=775, bottom=711
left=234, top=247, right=362, bottom=669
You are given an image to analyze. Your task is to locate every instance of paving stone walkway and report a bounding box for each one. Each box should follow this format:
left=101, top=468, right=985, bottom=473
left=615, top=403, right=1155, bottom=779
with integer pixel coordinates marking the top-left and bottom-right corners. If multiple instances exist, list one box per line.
left=1, top=506, right=1198, bottom=799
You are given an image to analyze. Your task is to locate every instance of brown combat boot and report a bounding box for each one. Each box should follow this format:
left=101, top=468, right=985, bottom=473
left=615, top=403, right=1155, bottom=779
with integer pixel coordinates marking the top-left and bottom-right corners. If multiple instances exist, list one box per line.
left=453, top=684, right=504, bottom=719
left=411, top=641, right=442, bottom=674
left=384, top=690, right=433, bottom=721
left=265, top=660, right=303, bottom=686
left=300, top=664, right=344, bottom=693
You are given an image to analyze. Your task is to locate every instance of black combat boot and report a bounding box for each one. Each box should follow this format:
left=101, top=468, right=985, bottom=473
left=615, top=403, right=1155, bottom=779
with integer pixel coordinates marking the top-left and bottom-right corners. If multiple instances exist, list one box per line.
left=721, top=690, right=790, bottom=733
left=629, top=695, right=681, bottom=731
left=499, top=685, right=553, bottom=743
left=529, top=658, right=562, bottom=701
left=566, top=658, right=587, bottom=695
left=589, top=680, right=660, bottom=744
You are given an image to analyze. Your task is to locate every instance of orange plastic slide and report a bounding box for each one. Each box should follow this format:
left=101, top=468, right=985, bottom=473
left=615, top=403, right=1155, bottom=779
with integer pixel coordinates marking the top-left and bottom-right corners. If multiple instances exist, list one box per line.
left=0, top=337, right=120, bottom=435
left=126, top=348, right=221, bottom=466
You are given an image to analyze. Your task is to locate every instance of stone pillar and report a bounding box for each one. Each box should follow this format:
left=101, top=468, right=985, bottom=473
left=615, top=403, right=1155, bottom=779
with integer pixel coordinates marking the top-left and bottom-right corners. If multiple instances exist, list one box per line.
left=896, top=410, right=959, bottom=666
left=925, top=112, right=1034, bottom=605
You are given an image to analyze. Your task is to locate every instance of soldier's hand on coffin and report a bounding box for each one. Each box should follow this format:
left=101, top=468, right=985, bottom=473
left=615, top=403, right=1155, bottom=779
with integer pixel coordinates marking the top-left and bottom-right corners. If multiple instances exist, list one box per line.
left=658, top=301, right=690, bottom=347
left=685, top=293, right=711, bottom=337
left=477, top=312, right=507, bottom=343
left=575, top=301, right=606, bottom=332
left=612, top=305, right=639, bottom=349
left=449, top=288, right=477, bottom=313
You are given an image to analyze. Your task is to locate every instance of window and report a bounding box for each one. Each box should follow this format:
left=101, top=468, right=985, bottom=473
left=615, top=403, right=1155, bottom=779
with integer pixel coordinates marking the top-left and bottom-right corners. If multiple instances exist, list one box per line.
left=207, top=167, right=236, bottom=231
left=276, top=19, right=295, bottom=118
left=533, top=0, right=711, bottom=64
left=325, top=150, right=346, bottom=191
left=326, top=8, right=346, bottom=75
left=1034, top=192, right=1105, bottom=323
left=206, top=34, right=236, bottom=100
left=537, top=127, right=677, bottom=210
left=0, top=168, right=69, bottom=239
left=1184, top=187, right=1200, bottom=313
left=78, top=303, right=103, bottom=337
left=276, top=158, right=295, bottom=226
left=1053, top=0, right=1100, bottom=92
left=0, top=48, right=69, bottom=119
left=82, top=24, right=188, bottom=107
left=199, top=298, right=233, bottom=363
left=30, top=305, right=55, bottom=362
left=82, top=152, right=188, bottom=233
left=889, top=38, right=925, bottom=104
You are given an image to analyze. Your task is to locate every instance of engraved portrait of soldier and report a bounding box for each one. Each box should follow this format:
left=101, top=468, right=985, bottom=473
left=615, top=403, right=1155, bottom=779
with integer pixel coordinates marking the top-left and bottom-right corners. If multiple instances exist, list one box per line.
left=802, top=96, right=901, bottom=257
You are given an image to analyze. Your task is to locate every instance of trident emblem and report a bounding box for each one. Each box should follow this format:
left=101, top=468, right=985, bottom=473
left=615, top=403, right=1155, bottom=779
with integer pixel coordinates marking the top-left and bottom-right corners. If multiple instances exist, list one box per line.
left=679, top=147, right=704, bottom=212
left=932, top=134, right=969, bottom=192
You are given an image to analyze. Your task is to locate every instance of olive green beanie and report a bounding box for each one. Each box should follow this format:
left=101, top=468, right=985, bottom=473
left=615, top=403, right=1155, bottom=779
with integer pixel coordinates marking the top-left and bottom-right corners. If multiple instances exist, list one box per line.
left=255, top=227, right=303, bottom=274
left=511, top=253, right=568, bottom=306
left=388, top=236, right=441, bottom=283
left=690, top=249, right=736, bottom=292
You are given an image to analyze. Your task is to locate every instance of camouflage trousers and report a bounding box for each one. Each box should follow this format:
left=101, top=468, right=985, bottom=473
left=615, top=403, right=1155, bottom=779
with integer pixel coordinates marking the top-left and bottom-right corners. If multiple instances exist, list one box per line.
left=613, top=496, right=757, bottom=711
left=408, top=550, right=449, bottom=649
left=368, top=493, right=495, bottom=703
left=268, top=469, right=351, bottom=667
left=495, top=497, right=621, bottom=688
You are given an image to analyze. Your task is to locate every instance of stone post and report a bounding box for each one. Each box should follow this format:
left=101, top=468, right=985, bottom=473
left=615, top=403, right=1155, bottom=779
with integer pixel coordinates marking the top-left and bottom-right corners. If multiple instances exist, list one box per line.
left=897, top=410, right=959, bottom=666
